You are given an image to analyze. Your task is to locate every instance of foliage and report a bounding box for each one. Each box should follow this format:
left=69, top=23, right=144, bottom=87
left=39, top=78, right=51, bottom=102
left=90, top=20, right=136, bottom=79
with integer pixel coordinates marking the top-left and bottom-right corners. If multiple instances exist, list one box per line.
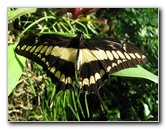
left=8, top=8, right=158, bottom=121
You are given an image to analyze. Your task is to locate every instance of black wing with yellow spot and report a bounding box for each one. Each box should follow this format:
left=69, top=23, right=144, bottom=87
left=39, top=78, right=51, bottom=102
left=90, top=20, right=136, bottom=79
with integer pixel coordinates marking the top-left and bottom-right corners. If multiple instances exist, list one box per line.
left=15, top=33, right=147, bottom=93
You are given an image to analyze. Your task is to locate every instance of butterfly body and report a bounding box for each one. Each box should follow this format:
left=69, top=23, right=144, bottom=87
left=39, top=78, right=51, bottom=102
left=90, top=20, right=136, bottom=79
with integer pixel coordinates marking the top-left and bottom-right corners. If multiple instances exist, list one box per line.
left=15, top=33, right=147, bottom=93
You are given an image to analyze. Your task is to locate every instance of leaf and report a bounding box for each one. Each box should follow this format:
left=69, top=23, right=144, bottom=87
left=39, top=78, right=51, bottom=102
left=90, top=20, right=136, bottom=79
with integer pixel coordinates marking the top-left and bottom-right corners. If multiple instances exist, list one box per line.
left=8, top=44, right=26, bottom=96
left=130, top=106, right=140, bottom=120
left=112, top=65, right=158, bottom=84
left=8, top=8, right=37, bottom=22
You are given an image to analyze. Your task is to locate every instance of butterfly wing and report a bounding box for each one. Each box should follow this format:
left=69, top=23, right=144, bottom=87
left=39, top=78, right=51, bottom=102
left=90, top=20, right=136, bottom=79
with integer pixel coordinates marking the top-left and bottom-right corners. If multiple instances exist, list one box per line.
left=15, top=34, right=77, bottom=91
left=78, top=38, right=147, bottom=92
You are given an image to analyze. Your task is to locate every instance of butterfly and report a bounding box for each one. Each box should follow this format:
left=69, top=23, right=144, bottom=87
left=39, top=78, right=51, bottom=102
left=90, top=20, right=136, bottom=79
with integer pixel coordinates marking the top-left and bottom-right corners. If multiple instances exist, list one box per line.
left=15, top=32, right=147, bottom=94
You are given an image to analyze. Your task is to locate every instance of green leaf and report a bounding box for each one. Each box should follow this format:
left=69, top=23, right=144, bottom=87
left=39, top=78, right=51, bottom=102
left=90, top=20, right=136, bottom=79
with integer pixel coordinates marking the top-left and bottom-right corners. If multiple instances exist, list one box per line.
left=130, top=106, right=140, bottom=120
left=8, top=44, right=26, bottom=96
left=8, top=8, right=37, bottom=22
left=111, top=65, right=158, bottom=84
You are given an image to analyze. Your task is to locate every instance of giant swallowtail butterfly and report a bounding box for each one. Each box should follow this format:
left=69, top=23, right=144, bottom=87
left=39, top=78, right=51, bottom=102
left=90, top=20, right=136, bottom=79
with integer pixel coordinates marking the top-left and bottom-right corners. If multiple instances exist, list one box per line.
left=15, top=32, right=147, bottom=94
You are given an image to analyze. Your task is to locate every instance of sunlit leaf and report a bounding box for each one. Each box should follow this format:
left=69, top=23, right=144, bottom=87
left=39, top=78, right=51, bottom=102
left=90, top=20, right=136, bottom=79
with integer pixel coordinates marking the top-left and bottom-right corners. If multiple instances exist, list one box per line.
left=112, top=65, right=158, bottom=84
left=8, top=44, right=26, bottom=96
